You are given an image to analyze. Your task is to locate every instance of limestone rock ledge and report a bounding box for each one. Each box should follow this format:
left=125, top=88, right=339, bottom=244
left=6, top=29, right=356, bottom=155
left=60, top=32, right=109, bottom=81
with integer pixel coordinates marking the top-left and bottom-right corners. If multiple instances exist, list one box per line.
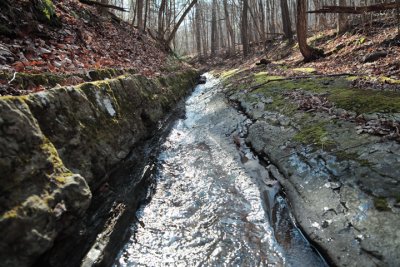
left=0, top=69, right=197, bottom=267
left=229, top=92, right=400, bottom=267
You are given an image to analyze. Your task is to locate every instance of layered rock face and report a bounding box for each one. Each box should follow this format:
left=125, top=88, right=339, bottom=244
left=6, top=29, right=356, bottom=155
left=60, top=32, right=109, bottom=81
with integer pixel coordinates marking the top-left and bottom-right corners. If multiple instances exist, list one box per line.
left=0, top=70, right=197, bottom=267
left=222, top=72, right=400, bottom=267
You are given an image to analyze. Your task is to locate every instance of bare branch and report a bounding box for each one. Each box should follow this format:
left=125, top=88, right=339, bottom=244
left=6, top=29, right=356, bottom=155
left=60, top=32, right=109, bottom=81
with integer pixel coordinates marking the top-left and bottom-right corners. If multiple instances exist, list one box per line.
left=308, top=2, right=400, bottom=14
left=79, top=0, right=128, bottom=12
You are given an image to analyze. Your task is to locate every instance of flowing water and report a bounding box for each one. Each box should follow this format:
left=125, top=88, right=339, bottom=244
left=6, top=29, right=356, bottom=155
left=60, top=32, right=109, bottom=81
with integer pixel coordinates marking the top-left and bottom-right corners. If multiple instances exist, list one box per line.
left=114, top=74, right=328, bottom=267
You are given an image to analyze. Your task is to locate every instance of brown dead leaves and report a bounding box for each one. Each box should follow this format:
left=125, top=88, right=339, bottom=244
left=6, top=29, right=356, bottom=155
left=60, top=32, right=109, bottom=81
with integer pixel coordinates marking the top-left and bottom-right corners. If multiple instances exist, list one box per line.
left=1, top=0, right=167, bottom=76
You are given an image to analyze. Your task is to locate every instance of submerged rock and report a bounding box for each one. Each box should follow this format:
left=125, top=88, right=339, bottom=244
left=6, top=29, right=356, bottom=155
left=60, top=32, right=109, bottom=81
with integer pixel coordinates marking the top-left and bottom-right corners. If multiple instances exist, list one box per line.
left=197, top=75, right=207, bottom=84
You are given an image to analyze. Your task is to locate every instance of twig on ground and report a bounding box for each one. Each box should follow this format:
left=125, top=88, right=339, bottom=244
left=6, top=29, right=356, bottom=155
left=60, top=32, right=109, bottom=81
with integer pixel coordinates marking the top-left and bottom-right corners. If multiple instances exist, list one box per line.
left=8, top=72, right=17, bottom=84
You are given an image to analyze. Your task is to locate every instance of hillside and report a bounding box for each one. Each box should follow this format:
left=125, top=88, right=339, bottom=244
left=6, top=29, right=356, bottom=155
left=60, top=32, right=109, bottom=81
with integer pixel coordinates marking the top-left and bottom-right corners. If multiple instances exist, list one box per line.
left=0, top=0, right=187, bottom=95
left=194, top=17, right=400, bottom=91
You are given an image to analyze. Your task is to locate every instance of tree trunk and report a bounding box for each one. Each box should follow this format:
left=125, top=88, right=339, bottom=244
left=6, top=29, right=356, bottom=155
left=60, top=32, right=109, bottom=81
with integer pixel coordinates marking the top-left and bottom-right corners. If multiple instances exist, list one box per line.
left=337, top=0, right=348, bottom=33
left=166, top=0, right=198, bottom=45
left=195, top=3, right=202, bottom=57
left=258, top=0, right=266, bottom=42
left=281, top=0, right=293, bottom=41
left=211, top=0, right=218, bottom=56
left=223, top=0, right=235, bottom=54
left=217, top=3, right=225, bottom=50
left=157, top=0, right=166, bottom=39
left=398, top=0, right=400, bottom=36
left=143, top=0, right=149, bottom=31
left=136, top=0, right=144, bottom=31
left=296, top=0, right=323, bottom=61
left=241, top=0, right=250, bottom=57
left=101, top=0, right=108, bottom=15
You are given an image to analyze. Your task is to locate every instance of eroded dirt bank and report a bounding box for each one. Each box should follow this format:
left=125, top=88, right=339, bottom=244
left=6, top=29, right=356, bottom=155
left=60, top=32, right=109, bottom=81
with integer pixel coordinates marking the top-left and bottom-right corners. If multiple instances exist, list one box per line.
left=219, top=67, right=400, bottom=267
left=0, top=68, right=198, bottom=267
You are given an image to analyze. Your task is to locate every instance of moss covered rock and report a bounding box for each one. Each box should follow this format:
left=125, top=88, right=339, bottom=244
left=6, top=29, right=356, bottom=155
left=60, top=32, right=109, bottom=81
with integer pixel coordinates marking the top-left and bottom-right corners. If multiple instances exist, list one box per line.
left=0, top=68, right=198, bottom=267
left=33, top=0, right=60, bottom=26
left=0, top=98, right=91, bottom=267
left=222, top=68, right=400, bottom=267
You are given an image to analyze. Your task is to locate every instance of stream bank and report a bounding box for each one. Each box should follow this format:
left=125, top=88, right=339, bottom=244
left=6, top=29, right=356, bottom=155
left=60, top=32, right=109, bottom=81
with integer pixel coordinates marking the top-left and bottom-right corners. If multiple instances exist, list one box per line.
left=0, top=68, right=198, bottom=267
left=220, top=67, right=400, bottom=266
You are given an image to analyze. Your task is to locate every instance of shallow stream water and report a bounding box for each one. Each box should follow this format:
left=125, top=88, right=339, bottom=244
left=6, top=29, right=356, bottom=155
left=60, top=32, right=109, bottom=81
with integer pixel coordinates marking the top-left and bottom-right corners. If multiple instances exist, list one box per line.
left=113, top=74, right=327, bottom=267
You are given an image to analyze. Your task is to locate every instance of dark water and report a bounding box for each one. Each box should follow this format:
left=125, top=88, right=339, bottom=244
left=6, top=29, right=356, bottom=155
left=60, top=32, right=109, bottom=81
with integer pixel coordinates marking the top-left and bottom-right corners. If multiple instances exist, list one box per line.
left=114, top=74, right=327, bottom=267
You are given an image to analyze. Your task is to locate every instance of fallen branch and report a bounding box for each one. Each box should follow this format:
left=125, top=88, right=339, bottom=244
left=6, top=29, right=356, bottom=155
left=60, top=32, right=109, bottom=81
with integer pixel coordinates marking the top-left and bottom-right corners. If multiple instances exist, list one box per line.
left=79, top=0, right=128, bottom=12
left=308, top=2, right=400, bottom=14
left=248, top=73, right=354, bottom=92
left=8, top=72, right=17, bottom=84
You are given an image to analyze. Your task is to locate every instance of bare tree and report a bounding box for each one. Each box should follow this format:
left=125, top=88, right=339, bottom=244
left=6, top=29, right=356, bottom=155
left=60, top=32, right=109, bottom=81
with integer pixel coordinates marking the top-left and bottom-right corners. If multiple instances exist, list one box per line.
left=296, top=0, right=323, bottom=61
left=224, top=0, right=235, bottom=54
left=157, top=0, right=166, bottom=39
left=165, top=0, right=198, bottom=44
left=281, top=0, right=293, bottom=41
left=337, top=0, right=348, bottom=33
left=136, top=0, right=144, bottom=31
left=211, top=0, right=218, bottom=56
left=241, top=0, right=250, bottom=57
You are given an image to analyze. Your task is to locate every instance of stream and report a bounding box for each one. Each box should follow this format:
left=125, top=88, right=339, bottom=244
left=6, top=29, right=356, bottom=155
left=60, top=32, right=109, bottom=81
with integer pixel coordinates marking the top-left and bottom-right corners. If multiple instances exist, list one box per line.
left=113, top=74, right=328, bottom=266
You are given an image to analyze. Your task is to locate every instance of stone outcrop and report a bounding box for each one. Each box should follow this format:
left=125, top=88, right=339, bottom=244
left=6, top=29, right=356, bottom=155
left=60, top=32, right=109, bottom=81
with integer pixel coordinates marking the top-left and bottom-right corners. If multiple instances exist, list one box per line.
left=222, top=71, right=400, bottom=267
left=0, top=69, right=197, bottom=267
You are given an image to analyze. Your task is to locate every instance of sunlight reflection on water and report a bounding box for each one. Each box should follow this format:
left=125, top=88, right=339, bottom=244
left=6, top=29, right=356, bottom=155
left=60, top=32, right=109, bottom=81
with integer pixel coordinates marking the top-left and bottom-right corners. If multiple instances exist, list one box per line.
left=114, top=74, right=327, bottom=267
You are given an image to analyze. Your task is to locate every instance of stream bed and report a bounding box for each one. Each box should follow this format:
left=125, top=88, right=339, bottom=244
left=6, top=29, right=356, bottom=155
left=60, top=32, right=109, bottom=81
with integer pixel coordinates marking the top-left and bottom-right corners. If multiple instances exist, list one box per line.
left=113, top=74, right=328, bottom=266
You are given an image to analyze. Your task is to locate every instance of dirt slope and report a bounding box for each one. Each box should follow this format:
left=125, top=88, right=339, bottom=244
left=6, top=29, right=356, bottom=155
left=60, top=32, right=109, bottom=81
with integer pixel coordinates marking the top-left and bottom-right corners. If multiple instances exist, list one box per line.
left=0, top=0, right=185, bottom=95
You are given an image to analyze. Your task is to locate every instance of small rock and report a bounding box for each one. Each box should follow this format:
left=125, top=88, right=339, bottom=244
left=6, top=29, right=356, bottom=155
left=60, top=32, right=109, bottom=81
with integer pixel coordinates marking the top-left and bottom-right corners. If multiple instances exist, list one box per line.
left=53, top=60, right=63, bottom=68
left=255, top=58, right=271, bottom=65
left=53, top=201, right=67, bottom=219
left=39, top=47, right=52, bottom=54
left=322, top=220, right=331, bottom=228
left=197, top=75, right=207, bottom=84
left=0, top=43, right=13, bottom=57
left=363, top=113, right=379, bottom=121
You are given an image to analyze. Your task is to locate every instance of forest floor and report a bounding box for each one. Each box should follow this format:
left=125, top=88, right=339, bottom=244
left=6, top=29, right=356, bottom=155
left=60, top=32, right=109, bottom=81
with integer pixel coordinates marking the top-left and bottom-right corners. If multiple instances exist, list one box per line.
left=0, top=0, right=190, bottom=96
left=201, top=21, right=400, bottom=144
left=194, top=18, right=400, bottom=91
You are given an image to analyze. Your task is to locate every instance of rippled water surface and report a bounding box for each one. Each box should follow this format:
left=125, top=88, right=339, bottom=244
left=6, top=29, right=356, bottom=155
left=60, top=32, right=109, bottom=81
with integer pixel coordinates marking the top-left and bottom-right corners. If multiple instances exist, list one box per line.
left=114, top=74, right=327, bottom=267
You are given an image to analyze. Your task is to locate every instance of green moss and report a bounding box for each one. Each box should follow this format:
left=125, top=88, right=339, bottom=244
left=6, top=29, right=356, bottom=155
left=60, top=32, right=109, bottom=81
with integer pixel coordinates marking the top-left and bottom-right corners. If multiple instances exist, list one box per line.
left=220, top=69, right=240, bottom=80
left=40, top=137, right=72, bottom=184
left=335, top=150, right=358, bottom=161
left=39, top=0, right=56, bottom=21
left=329, top=88, right=400, bottom=114
left=335, top=150, right=373, bottom=167
left=293, top=67, right=317, bottom=74
left=268, top=95, right=297, bottom=115
left=345, top=76, right=359, bottom=81
left=294, top=122, right=336, bottom=149
left=43, top=0, right=54, bottom=20
left=244, top=72, right=400, bottom=115
left=0, top=209, right=18, bottom=220
left=2, top=72, right=66, bottom=90
left=377, top=76, right=400, bottom=84
left=254, top=72, right=284, bottom=83
left=88, top=68, right=123, bottom=81
left=355, top=36, right=366, bottom=45
left=374, top=197, right=390, bottom=211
